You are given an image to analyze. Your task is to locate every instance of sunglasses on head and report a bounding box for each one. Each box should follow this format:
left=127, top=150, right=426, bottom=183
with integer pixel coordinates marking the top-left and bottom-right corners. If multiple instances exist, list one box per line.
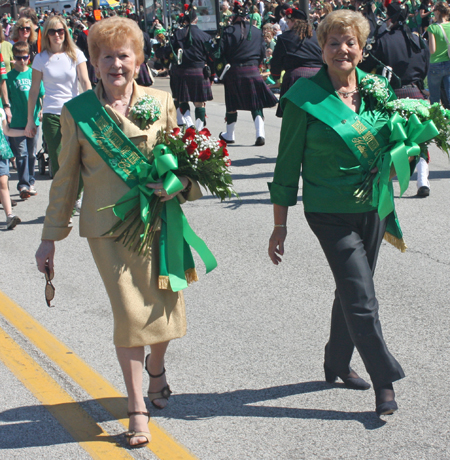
left=48, top=28, right=65, bottom=36
left=19, top=26, right=31, bottom=32
left=14, top=55, right=29, bottom=61
left=44, top=262, right=56, bottom=308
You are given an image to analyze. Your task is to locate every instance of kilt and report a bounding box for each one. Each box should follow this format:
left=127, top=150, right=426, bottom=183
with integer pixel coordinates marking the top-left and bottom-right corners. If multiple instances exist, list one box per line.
left=394, top=85, right=426, bottom=99
left=172, top=66, right=213, bottom=103
left=223, top=65, right=278, bottom=112
left=276, top=66, right=321, bottom=117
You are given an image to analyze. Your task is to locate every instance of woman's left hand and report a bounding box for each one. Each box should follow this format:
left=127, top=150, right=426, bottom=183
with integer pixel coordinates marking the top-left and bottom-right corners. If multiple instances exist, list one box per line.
left=146, top=176, right=189, bottom=202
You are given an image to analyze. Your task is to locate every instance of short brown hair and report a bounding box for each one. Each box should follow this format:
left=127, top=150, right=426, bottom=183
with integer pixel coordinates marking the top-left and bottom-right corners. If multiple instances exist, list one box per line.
left=317, top=9, right=370, bottom=49
left=12, top=41, right=30, bottom=55
left=88, top=17, right=144, bottom=66
left=434, top=1, right=450, bottom=19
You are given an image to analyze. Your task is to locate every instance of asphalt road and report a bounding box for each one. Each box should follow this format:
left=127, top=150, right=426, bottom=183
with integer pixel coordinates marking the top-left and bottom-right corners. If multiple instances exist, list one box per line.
left=0, top=76, right=449, bottom=460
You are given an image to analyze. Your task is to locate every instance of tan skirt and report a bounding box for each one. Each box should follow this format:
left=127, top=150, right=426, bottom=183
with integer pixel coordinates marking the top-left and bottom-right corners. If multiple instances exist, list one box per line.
left=88, top=235, right=187, bottom=347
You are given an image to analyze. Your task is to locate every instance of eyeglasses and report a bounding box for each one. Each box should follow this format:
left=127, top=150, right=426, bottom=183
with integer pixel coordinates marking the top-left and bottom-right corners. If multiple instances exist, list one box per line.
left=48, top=28, right=65, bottom=36
left=14, top=55, right=29, bottom=61
left=44, top=263, right=56, bottom=308
left=19, top=26, right=31, bottom=32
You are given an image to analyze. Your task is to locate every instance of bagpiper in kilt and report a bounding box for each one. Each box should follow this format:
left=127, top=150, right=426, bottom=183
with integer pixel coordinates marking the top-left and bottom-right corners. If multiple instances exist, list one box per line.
left=170, top=3, right=214, bottom=130
left=270, top=7, right=322, bottom=117
left=219, top=1, right=278, bottom=146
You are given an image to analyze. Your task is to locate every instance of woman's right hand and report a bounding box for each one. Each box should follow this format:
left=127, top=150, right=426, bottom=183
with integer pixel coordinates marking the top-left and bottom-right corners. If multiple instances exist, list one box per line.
left=268, top=227, right=287, bottom=265
left=36, top=240, right=56, bottom=274
left=25, top=120, right=37, bottom=138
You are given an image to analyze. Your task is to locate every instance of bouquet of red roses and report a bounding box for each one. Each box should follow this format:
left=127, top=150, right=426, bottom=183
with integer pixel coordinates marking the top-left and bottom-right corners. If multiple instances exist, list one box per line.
left=99, top=127, right=238, bottom=257
left=161, top=126, right=236, bottom=200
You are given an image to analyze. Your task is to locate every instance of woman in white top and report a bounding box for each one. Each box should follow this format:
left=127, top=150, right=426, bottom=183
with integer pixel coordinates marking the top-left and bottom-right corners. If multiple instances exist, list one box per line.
left=25, top=16, right=91, bottom=176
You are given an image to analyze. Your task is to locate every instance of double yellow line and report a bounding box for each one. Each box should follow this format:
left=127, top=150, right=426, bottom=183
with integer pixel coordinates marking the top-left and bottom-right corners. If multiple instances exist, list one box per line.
left=0, top=291, right=198, bottom=460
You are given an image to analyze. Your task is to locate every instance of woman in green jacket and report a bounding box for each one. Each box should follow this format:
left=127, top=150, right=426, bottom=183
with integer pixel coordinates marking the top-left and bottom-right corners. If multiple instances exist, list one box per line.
left=268, top=10, right=405, bottom=417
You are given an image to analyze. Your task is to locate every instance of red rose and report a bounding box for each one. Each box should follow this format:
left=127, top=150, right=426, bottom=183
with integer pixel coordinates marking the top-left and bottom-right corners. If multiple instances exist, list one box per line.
left=184, top=3, right=189, bottom=10
left=187, top=141, right=198, bottom=155
left=286, top=7, right=293, bottom=16
left=222, top=148, right=229, bottom=157
left=225, top=158, right=231, bottom=167
left=179, top=13, right=184, bottom=17
left=199, top=128, right=211, bottom=137
left=171, top=127, right=181, bottom=136
left=199, top=148, right=212, bottom=161
left=182, top=127, right=196, bottom=142
left=218, top=139, right=227, bottom=148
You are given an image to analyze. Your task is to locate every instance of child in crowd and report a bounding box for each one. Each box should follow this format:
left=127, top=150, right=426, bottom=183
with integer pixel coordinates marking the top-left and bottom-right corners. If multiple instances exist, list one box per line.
left=0, top=107, right=30, bottom=229
left=7, top=41, right=44, bottom=199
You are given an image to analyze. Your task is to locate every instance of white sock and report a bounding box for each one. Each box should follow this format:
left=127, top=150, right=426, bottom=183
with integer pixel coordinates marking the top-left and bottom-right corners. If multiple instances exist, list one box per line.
left=416, top=157, right=430, bottom=189
left=195, top=118, right=204, bottom=131
left=221, top=122, right=236, bottom=141
left=176, top=108, right=185, bottom=126
left=254, top=115, right=265, bottom=139
left=183, top=110, right=194, bottom=128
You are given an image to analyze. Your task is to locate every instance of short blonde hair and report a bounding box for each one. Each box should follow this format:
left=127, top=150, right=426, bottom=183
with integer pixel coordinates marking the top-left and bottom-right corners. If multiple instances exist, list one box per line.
left=41, top=17, right=78, bottom=62
left=88, top=17, right=144, bottom=66
left=317, top=10, right=370, bottom=49
left=10, top=17, right=37, bottom=44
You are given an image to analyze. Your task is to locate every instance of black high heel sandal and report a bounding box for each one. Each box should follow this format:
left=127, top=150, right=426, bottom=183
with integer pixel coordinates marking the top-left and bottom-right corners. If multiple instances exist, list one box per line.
left=324, top=364, right=371, bottom=390
left=375, top=384, right=398, bottom=416
left=145, top=353, right=172, bottom=410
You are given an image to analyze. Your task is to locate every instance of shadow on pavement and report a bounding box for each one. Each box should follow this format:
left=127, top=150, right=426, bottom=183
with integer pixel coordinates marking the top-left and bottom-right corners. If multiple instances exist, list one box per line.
left=158, top=382, right=387, bottom=430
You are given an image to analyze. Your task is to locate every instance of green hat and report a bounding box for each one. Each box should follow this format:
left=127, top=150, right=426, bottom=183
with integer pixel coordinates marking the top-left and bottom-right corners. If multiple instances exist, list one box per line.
left=155, top=27, right=166, bottom=34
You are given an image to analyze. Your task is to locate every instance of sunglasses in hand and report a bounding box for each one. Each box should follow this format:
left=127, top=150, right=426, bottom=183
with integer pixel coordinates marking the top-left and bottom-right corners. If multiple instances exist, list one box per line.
left=44, top=262, right=56, bottom=308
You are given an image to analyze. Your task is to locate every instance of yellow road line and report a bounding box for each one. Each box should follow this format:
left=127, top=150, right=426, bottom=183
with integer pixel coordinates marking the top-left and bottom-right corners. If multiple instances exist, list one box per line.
left=0, top=326, right=134, bottom=460
left=0, top=291, right=198, bottom=460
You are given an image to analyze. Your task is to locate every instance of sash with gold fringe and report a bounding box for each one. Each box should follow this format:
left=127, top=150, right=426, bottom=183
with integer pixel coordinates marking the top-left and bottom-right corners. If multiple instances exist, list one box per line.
left=65, top=90, right=217, bottom=292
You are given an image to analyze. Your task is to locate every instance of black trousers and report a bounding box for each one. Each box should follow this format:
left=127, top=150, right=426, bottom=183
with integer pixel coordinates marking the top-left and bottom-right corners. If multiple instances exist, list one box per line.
left=305, top=211, right=405, bottom=389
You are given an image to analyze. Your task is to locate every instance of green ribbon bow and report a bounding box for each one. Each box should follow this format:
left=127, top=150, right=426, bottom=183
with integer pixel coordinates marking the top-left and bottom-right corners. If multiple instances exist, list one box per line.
left=371, top=113, right=438, bottom=220
left=113, top=144, right=217, bottom=292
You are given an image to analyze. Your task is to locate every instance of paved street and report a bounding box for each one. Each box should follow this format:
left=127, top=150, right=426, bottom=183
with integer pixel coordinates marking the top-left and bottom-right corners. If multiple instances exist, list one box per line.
left=1, top=77, right=449, bottom=460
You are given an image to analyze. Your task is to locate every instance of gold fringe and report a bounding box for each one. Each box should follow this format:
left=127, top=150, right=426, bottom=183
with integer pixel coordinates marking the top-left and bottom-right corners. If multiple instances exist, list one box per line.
left=383, top=232, right=407, bottom=253
left=158, top=276, right=170, bottom=290
left=158, top=268, right=199, bottom=290
left=185, top=268, right=199, bottom=285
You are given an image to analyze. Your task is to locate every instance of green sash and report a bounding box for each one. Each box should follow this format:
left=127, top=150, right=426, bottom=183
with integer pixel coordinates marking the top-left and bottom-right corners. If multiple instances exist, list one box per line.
left=283, top=78, right=438, bottom=252
left=65, top=90, right=217, bottom=292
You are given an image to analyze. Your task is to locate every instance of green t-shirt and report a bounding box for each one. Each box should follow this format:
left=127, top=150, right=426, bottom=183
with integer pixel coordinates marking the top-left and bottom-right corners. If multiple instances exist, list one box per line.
left=6, top=67, right=45, bottom=128
left=269, top=67, right=395, bottom=213
left=428, top=22, right=450, bottom=63
left=251, top=12, right=262, bottom=29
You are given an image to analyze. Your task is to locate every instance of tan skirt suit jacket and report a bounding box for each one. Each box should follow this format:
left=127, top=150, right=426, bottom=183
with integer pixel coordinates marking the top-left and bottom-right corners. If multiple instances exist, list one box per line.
left=42, top=82, right=203, bottom=347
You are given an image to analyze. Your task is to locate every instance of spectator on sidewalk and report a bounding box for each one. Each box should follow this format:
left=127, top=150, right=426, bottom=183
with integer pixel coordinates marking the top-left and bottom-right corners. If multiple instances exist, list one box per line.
left=7, top=41, right=44, bottom=199
left=0, top=108, right=31, bottom=229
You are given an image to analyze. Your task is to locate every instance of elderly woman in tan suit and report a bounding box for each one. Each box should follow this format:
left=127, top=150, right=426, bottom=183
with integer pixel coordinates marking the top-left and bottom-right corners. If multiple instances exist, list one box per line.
left=35, top=17, right=202, bottom=449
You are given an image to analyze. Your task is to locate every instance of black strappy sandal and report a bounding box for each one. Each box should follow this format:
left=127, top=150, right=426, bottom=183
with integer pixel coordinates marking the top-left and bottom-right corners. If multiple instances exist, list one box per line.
left=124, top=411, right=151, bottom=448
left=145, top=353, right=172, bottom=410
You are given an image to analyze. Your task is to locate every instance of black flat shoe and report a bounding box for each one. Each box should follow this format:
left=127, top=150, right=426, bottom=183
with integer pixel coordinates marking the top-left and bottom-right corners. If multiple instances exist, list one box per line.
left=219, top=132, right=235, bottom=144
left=324, top=364, right=371, bottom=390
left=255, top=136, right=265, bottom=146
left=375, top=384, right=398, bottom=416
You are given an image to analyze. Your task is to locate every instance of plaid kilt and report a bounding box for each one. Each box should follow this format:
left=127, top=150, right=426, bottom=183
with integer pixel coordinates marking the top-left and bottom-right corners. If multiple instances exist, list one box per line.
left=276, top=66, right=321, bottom=117
left=172, top=66, right=213, bottom=103
left=394, top=85, right=426, bottom=99
left=223, top=65, right=278, bottom=112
